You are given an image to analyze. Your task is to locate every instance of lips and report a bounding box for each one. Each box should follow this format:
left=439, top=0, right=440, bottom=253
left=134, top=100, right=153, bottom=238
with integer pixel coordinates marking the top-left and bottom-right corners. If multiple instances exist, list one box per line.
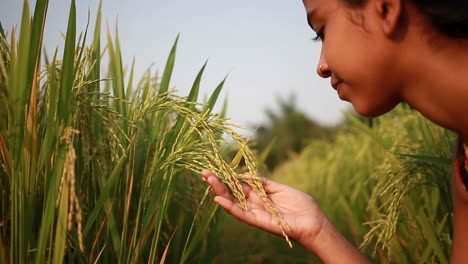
left=331, top=80, right=342, bottom=91
left=331, top=80, right=346, bottom=100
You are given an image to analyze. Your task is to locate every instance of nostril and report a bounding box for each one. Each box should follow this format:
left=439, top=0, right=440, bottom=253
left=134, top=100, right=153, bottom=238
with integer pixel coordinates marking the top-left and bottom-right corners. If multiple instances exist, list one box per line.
left=319, top=64, right=326, bottom=72
left=317, top=63, right=331, bottom=78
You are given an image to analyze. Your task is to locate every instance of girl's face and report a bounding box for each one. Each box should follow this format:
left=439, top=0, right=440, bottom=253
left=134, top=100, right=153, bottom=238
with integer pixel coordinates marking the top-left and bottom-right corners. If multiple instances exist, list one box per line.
left=303, top=0, right=404, bottom=117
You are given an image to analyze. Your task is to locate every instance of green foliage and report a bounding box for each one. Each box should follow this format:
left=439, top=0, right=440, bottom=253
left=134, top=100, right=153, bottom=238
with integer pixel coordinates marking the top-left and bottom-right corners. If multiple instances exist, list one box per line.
left=271, top=106, right=454, bottom=263
left=0, top=1, right=256, bottom=263
left=252, top=94, right=332, bottom=170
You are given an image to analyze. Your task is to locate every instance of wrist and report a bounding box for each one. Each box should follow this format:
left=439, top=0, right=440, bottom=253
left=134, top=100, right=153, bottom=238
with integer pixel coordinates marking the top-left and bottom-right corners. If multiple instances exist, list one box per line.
left=300, top=218, right=371, bottom=264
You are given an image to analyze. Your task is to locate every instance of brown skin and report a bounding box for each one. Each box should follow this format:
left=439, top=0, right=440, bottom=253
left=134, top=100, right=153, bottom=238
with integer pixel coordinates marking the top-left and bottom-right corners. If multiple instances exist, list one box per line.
left=203, top=0, right=468, bottom=262
left=201, top=170, right=371, bottom=263
left=308, top=0, right=468, bottom=137
left=452, top=170, right=468, bottom=263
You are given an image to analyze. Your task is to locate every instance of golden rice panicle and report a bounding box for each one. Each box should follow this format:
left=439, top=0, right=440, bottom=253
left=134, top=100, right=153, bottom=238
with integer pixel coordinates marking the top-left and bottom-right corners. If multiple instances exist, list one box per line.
left=56, top=127, right=85, bottom=252
left=228, top=130, right=293, bottom=248
left=187, top=114, right=249, bottom=209
left=174, top=105, right=291, bottom=246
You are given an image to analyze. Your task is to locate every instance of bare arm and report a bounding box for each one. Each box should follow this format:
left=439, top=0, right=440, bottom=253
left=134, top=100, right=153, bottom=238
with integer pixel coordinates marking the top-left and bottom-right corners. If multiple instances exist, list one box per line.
left=303, top=220, right=372, bottom=263
left=201, top=170, right=371, bottom=264
left=450, top=171, right=468, bottom=263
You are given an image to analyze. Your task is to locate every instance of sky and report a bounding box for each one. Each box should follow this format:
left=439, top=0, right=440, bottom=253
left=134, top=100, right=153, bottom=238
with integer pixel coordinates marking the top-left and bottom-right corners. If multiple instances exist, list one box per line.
left=1, top=0, right=352, bottom=134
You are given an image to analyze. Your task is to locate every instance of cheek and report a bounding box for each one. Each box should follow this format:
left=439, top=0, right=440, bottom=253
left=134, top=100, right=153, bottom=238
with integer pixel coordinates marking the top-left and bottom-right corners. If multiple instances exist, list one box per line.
left=353, top=57, right=403, bottom=117
left=332, top=56, right=403, bottom=117
left=325, top=34, right=402, bottom=116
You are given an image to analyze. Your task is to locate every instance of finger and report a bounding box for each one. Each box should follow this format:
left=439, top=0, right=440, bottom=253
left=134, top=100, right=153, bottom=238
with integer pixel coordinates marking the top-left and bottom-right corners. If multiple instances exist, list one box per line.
left=260, top=177, right=287, bottom=193
left=214, top=196, right=257, bottom=224
left=206, top=174, right=233, bottom=199
left=202, top=170, right=254, bottom=201
left=240, top=173, right=284, bottom=194
left=214, top=196, right=275, bottom=234
left=201, top=169, right=215, bottom=181
left=240, top=181, right=254, bottom=197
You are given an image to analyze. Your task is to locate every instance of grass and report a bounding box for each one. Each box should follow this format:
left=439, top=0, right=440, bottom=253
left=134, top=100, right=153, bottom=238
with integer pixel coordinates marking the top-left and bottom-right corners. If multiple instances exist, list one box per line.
left=0, top=0, right=289, bottom=263
left=1, top=1, right=454, bottom=263
left=270, top=106, right=454, bottom=263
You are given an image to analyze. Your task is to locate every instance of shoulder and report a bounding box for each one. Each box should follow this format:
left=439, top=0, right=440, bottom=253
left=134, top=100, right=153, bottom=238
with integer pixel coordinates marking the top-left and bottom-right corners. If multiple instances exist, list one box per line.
left=451, top=137, right=468, bottom=262
left=453, top=137, right=468, bottom=201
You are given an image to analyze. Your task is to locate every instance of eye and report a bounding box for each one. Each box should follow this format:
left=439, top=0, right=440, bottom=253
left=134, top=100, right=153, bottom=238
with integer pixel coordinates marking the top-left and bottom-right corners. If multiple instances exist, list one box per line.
left=312, top=28, right=325, bottom=42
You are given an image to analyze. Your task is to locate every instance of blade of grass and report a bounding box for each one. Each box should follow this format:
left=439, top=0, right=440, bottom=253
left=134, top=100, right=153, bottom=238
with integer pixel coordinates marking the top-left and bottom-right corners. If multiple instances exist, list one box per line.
left=413, top=208, right=448, bottom=264
left=126, top=57, right=136, bottom=100
left=397, top=153, right=452, bottom=166
left=165, top=61, right=207, bottom=150
left=151, top=35, right=179, bottom=141
left=82, top=146, right=129, bottom=236
left=186, top=60, right=206, bottom=108
left=10, top=0, right=31, bottom=168
left=52, top=176, right=70, bottom=264
left=58, top=0, right=76, bottom=126
left=0, top=21, right=5, bottom=39
left=159, top=230, right=177, bottom=264
left=35, top=140, right=67, bottom=264
left=106, top=22, right=128, bottom=135
left=179, top=187, right=218, bottom=264
left=35, top=2, right=76, bottom=259
left=10, top=1, right=32, bottom=261
left=158, top=34, right=178, bottom=96
left=344, top=111, right=390, bottom=149
left=21, top=1, right=49, bottom=260
left=202, top=76, right=226, bottom=115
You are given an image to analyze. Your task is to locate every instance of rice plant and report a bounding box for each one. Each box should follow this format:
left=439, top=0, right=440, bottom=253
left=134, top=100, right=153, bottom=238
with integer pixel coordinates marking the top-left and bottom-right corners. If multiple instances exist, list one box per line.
left=0, top=0, right=289, bottom=263
left=270, top=106, right=454, bottom=263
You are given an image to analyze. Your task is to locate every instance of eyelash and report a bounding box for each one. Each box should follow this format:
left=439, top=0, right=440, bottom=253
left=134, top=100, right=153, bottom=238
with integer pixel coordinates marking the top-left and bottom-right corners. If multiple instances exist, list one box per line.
left=312, top=28, right=324, bottom=42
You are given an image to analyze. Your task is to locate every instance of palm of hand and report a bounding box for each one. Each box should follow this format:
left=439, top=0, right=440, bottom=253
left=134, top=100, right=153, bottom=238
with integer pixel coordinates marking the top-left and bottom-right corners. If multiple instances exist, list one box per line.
left=201, top=170, right=325, bottom=244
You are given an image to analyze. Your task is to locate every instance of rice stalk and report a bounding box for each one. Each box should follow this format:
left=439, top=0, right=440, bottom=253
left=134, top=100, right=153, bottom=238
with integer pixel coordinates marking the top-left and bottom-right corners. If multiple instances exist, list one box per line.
left=1, top=0, right=296, bottom=262
left=270, top=106, right=453, bottom=263
left=54, top=127, right=83, bottom=252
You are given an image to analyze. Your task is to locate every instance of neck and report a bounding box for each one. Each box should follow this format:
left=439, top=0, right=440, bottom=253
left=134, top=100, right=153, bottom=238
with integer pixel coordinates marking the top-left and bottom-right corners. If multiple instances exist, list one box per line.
left=400, top=37, right=468, bottom=139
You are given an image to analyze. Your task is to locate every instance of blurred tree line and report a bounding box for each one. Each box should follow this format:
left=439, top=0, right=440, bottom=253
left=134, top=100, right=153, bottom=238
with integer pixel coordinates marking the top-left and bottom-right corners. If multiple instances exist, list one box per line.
left=250, top=93, right=343, bottom=170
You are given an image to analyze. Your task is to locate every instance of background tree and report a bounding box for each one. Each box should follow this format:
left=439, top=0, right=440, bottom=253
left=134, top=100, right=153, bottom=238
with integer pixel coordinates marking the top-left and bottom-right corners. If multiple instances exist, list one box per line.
left=252, top=93, right=333, bottom=169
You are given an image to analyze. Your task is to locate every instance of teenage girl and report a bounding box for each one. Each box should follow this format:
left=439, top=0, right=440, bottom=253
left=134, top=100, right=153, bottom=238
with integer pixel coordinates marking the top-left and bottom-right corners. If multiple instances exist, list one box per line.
left=202, top=0, right=468, bottom=262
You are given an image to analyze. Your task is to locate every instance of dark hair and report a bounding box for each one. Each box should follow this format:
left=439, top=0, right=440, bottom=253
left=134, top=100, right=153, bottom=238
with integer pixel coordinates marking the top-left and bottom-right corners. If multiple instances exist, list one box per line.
left=343, top=0, right=468, bottom=38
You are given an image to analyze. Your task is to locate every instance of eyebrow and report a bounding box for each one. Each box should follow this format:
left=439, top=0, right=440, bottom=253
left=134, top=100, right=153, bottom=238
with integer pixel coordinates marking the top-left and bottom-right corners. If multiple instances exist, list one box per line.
left=306, top=9, right=317, bottom=31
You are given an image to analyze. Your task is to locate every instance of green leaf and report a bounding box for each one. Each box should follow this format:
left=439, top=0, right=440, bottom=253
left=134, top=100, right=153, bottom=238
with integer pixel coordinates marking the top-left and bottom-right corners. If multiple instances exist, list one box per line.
left=219, top=97, right=228, bottom=119
left=58, top=0, right=76, bottom=126
left=0, top=21, right=5, bottom=39
left=180, top=188, right=219, bottom=264
left=83, top=148, right=129, bottom=236
left=90, top=0, right=102, bottom=91
left=52, top=181, right=69, bottom=264
left=126, top=57, right=136, bottom=100
left=10, top=0, right=31, bottom=165
left=397, top=153, right=452, bottom=165
left=35, top=142, right=67, bottom=264
left=28, top=0, right=48, bottom=88
left=74, top=10, right=90, bottom=72
left=203, top=76, right=226, bottom=115
left=186, top=60, right=207, bottom=107
left=168, top=61, right=208, bottom=144
left=158, top=34, right=179, bottom=96
left=344, top=111, right=390, bottom=149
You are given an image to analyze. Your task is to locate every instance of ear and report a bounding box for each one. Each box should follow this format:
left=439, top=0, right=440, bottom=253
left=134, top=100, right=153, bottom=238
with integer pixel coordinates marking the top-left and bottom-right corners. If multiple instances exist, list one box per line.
left=373, top=0, right=404, bottom=37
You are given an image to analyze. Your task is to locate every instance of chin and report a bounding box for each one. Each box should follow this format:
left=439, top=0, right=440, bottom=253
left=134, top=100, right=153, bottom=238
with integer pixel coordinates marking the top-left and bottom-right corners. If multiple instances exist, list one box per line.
left=352, top=101, right=398, bottom=118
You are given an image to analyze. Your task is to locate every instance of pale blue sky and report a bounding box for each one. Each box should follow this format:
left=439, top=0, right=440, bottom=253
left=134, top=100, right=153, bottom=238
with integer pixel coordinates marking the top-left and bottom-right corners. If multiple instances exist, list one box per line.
left=1, top=0, right=351, bottom=134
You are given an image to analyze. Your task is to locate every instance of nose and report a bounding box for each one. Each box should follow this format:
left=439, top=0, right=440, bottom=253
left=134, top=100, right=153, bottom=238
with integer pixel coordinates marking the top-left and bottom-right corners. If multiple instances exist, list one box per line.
left=316, top=55, right=331, bottom=78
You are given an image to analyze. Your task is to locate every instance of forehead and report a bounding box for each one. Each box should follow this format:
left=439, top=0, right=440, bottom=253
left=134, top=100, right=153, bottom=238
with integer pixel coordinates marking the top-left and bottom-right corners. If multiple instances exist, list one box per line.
left=302, top=0, right=341, bottom=20
left=302, top=0, right=336, bottom=10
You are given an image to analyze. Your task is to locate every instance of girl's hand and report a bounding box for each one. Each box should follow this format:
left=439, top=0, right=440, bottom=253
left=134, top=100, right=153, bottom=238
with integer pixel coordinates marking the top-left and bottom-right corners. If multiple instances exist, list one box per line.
left=201, top=169, right=327, bottom=246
